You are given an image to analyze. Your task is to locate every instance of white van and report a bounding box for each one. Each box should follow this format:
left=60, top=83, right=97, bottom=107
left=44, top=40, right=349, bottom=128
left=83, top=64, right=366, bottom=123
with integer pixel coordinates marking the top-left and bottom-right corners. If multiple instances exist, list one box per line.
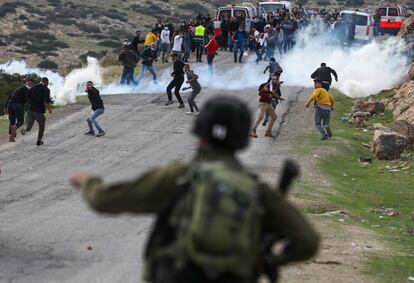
left=215, top=3, right=258, bottom=33
left=340, top=10, right=374, bottom=43
left=259, top=0, right=293, bottom=16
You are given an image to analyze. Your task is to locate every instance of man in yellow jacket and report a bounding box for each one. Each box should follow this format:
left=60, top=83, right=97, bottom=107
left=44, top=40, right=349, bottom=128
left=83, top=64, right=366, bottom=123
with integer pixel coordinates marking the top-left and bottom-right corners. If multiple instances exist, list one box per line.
left=144, top=28, right=160, bottom=47
left=306, top=79, right=334, bottom=140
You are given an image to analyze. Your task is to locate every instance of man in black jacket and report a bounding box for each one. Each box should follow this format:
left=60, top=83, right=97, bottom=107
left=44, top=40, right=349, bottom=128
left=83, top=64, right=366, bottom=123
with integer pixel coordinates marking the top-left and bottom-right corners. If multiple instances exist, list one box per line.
left=84, top=81, right=105, bottom=137
left=136, top=43, right=158, bottom=86
left=4, top=78, right=34, bottom=142
left=311, top=63, right=338, bottom=91
left=22, top=77, right=52, bottom=146
left=131, top=30, right=145, bottom=57
left=165, top=53, right=185, bottom=108
left=119, top=42, right=139, bottom=85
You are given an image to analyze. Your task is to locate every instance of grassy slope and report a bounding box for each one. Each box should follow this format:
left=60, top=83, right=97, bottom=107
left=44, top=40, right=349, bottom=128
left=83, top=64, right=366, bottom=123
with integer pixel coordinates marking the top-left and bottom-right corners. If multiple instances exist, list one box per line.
left=293, top=90, right=414, bottom=282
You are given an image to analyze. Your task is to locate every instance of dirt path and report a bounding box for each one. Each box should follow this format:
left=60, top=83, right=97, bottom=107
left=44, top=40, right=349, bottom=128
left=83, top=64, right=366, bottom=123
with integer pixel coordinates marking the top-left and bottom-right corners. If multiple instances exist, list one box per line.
left=0, top=54, right=380, bottom=283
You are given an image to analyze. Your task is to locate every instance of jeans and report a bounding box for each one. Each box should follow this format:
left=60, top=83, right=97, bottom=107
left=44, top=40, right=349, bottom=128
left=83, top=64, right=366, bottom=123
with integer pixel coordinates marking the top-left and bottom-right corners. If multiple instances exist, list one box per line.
left=26, top=111, right=46, bottom=142
left=255, top=47, right=263, bottom=63
left=166, top=76, right=184, bottom=104
left=161, top=43, right=170, bottom=62
left=315, top=107, right=331, bottom=137
left=120, top=66, right=135, bottom=85
left=87, top=108, right=105, bottom=133
left=266, top=46, right=275, bottom=60
left=188, top=88, right=201, bottom=112
left=7, top=103, right=25, bottom=131
left=233, top=44, right=244, bottom=63
left=207, top=54, right=215, bottom=74
left=136, top=64, right=157, bottom=85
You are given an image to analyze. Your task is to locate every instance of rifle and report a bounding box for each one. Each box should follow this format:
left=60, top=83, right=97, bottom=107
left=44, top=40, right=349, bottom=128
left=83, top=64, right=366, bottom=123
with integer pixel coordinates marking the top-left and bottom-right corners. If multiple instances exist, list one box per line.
left=261, top=159, right=300, bottom=283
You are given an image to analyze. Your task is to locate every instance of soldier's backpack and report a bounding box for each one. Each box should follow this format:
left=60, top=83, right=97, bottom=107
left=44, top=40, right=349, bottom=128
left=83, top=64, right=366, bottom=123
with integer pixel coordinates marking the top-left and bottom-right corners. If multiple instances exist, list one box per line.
left=173, top=161, right=262, bottom=280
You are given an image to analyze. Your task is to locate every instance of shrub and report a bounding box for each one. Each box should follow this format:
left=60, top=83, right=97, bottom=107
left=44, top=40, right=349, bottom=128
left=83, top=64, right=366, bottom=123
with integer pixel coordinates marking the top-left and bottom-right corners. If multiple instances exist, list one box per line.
left=37, top=60, right=58, bottom=70
left=97, top=40, right=120, bottom=48
left=345, top=0, right=365, bottom=6
left=79, top=50, right=107, bottom=63
left=178, top=3, right=210, bottom=16
left=77, top=23, right=101, bottom=33
left=25, top=21, right=48, bottom=30
left=0, top=2, right=30, bottom=17
left=0, top=71, right=41, bottom=115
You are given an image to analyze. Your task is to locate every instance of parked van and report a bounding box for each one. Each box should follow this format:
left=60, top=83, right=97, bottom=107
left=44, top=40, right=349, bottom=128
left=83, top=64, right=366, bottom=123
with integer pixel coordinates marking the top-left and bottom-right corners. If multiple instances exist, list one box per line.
left=376, top=4, right=409, bottom=35
left=259, top=0, right=292, bottom=16
left=340, top=10, right=374, bottom=43
left=215, top=3, right=258, bottom=33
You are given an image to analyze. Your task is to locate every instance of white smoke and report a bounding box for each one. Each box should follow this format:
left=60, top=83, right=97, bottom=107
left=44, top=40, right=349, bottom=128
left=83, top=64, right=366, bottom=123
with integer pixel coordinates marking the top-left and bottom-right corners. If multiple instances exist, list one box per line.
left=1, top=29, right=409, bottom=102
left=0, top=57, right=102, bottom=104
left=279, top=26, right=410, bottom=98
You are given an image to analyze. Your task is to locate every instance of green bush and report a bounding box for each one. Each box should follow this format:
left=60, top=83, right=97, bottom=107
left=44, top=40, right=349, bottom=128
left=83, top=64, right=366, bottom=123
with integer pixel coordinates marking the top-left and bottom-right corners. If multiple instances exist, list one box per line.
left=178, top=3, right=210, bottom=15
left=79, top=50, right=107, bottom=63
left=0, top=2, right=30, bottom=17
left=25, top=21, right=48, bottom=30
left=0, top=71, right=41, bottom=115
left=97, top=40, right=120, bottom=48
left=37, top=60, right=58, bottom=70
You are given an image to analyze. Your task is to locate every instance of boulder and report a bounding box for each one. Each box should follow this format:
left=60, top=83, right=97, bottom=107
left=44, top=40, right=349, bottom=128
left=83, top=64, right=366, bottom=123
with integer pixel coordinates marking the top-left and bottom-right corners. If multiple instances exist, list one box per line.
left=353, top=111, right=372, bottom=118
left=392, top=120, right=414, bottom=146
left=372, top=129, right=408, bottom=160
left=352, top=101, right=385, bottom=114
left=409, top=63, right=414, bottom=81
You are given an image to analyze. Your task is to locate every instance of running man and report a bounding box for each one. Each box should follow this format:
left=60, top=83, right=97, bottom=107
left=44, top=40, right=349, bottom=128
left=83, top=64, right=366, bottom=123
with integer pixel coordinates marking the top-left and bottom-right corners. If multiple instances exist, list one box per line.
left=311, top=63, right=338, bottom=91
left=4, top=78, right=34, bottom=142
left=84, top=81, right=105, bottom=137
left=182, top=64, right=201, bottom=115
left=263, top=58, right=283, bottom=83
left=263, top=75, right=285, bottom=126
left=204, top=34, right=220, bottom=75
left=250, top=83, right=278, bottom=138
left=165, top=53, right=185, bottom=108
left=136, top=43, right=158, bottom=86
left=305, top=79, right=334, bottom=140
left=22, top=77, right=52, bottom=146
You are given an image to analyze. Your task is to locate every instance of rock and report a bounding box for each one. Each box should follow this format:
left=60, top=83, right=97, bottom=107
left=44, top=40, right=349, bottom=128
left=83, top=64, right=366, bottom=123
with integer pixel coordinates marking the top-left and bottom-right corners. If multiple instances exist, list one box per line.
left=353, top=111, right=371, bottom=118
left=372, top=130, right=408, bottom=160
left=409, top=63, right=414, bottom=81
left=373, top=123, right=389, bottom=131
left=352, top=101, right=385, bottom=114
left=392, top=120, right=414, bottom=146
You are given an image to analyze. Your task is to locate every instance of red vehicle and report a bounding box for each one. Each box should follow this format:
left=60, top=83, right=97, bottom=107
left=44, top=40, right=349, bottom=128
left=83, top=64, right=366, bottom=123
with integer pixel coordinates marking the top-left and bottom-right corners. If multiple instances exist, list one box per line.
left=376, top=4, right=409, bottom=35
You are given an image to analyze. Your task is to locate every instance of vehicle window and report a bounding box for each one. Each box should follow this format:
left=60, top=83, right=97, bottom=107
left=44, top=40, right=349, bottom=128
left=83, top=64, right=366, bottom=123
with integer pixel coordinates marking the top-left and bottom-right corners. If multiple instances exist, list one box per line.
left=377, top=8, right=386, bottom=16
left=341, top=13, right=368, bottom=25
left=388, top=8, right=398, bottom=17
left=218, top=9, right=231, bottom=20
left=260, top=4, right=285, bottom=13
left=234, top=9, right=247, bottom=18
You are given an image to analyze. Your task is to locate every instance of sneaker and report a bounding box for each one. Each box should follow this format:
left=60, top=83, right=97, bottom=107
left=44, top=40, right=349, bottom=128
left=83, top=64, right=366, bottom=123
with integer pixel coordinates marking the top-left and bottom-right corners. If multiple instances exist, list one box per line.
left=185, top=111, right=194, bottom=115
left=178, top=104, right=185, bottom=109
left=321, top=135, right=328, bottom=140
left=194, top=111, right=200, bottom=116
left=84, top=131, right=95, bottom=136
left=96, top=131, right=105, bottom=137
left=326, top=127, right=332, bottom=138
left=36, top=140, right=44, bottom=146
left=165, top=100, right=174, bottom=106
left=21, top=128, right=27, bottom=135
left=9, top=136, right=16, bottom=142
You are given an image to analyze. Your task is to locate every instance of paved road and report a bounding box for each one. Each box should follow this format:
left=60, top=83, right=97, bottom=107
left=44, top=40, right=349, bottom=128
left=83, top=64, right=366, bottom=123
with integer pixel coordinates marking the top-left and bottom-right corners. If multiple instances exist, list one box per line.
left=0, top=54, right=305, bottom=283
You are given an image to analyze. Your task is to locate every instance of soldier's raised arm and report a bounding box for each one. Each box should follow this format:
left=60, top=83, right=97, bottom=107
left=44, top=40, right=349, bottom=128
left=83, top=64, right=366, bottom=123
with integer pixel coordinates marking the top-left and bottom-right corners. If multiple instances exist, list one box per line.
left=71, top=161, right=188, bottom=214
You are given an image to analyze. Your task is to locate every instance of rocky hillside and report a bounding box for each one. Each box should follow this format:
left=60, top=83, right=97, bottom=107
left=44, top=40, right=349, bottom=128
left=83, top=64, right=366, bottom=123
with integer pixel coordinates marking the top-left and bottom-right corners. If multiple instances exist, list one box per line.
left=0, top=0, right=412, bottom=73
left=387, top=15, right=414, bottom=124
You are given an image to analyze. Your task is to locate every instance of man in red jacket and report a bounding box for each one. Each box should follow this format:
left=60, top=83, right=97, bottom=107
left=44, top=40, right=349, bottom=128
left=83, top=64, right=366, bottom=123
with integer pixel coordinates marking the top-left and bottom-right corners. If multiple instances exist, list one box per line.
left=205, top=34, right=220, bottom=75
left=250, top=83, right=278, bottom=138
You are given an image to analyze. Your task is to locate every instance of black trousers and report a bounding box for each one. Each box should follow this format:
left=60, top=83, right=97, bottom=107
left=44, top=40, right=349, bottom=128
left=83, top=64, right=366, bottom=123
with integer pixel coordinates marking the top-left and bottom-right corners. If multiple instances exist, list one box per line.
left=166, top=76, right=184, bottom=104
left=8, top=103, right=25, bottom=132
left=26, top=111, right=46, bottom=142
left=196, top=42, right=204, bottom=62
left=322, top=81, right=331, bottom=91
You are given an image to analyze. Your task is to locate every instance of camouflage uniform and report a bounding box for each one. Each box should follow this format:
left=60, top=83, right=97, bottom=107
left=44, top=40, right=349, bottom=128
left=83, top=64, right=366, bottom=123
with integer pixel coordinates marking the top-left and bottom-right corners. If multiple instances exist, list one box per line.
left=79, top=147, right=320, bottom=283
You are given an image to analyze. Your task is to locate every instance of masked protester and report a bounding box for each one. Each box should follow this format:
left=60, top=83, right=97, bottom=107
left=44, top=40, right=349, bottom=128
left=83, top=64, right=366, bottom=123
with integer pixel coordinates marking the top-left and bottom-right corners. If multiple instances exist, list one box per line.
left=71, top=96, right=320, bottom=283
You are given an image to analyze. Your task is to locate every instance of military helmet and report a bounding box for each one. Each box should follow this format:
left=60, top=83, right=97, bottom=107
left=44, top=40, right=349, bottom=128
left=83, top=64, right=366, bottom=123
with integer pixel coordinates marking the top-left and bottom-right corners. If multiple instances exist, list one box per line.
left=192, top=96, right=251, bottom=151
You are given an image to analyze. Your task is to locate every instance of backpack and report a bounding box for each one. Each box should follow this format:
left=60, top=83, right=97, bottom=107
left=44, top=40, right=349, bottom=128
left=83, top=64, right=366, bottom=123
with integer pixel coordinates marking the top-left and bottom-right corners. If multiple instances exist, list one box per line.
left=174, top=161, right=262, bottom=280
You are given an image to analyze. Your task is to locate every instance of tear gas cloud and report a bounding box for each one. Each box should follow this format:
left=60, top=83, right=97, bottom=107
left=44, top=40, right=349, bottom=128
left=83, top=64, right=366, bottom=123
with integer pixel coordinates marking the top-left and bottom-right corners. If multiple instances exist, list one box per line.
left=0, top=26, right=409, bottom=103
left=0, top=57, right=102, bottom=104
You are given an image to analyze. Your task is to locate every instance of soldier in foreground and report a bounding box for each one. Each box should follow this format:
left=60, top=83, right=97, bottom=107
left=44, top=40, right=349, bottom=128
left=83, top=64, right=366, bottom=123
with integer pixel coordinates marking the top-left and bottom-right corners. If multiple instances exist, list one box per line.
left=71, top=96, right=319, bottom=283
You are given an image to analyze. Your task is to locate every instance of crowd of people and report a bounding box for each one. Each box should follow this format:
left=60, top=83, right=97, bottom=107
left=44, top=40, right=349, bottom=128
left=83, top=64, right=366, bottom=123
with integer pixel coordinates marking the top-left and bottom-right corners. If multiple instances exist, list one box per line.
left=0, top=4, right=350, bottom=283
